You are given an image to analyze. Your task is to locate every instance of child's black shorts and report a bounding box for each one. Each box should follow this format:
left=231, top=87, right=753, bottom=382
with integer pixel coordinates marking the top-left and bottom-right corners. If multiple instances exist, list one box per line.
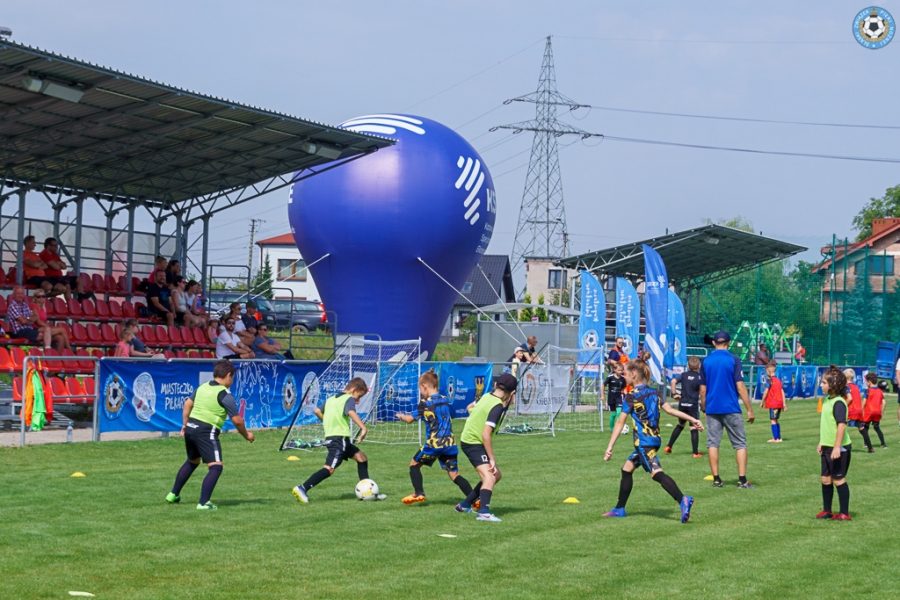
left=325, top=436, right=360, bottom=469
left=821, top=446, right=852, bottom=479
left=461, top=442, right=491, bottom=468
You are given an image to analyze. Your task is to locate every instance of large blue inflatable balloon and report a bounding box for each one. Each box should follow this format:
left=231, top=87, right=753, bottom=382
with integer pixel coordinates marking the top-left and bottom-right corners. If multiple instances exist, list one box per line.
left=289, top=114, right=496, bottom=356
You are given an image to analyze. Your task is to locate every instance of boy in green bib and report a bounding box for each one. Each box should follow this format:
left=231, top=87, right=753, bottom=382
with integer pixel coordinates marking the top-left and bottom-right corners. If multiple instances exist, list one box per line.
left=293, top=378, right=385, bottom=502
left=455, top=373, right=518, bottom=522
left=817, top=366, right=853, bottom=521
left=166, top=360, right=255, bottom=510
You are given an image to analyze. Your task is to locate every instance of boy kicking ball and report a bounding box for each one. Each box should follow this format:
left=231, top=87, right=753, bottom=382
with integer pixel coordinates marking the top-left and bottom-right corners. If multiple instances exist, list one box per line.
left=292, top=378, right=385, bottom=503
left=396, top=368, right=475, bottom=505
left=455, top=373, right=518, bottom=522
left=603, top=359, right=703, bottom=523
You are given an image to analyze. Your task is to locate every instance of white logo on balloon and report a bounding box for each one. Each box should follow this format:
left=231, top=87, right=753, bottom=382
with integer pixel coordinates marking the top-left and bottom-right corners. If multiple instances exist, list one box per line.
left=340, top=114, right=493, bottom=228
left=132, top=372, right=157, bottom=422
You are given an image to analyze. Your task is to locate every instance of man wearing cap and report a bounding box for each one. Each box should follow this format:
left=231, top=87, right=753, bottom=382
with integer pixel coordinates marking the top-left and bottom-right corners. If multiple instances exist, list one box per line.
left=455, top=373, right=518, bottom=522
left=699, top=331, right=755, bottom=489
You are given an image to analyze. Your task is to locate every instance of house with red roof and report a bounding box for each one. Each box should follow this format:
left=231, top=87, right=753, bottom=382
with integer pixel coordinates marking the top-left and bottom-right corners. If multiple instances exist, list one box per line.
left=255, top=233, right=320, bottom=301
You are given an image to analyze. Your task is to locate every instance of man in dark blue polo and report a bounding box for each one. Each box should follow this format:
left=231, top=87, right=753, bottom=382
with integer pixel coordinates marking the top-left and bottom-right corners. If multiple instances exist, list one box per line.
left=699, top=331, right=755, bottom=489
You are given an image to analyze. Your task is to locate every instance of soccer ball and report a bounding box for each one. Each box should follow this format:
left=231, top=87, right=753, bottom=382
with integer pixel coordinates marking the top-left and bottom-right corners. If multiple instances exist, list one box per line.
left=863, top=14, right=887, bottom=40
left=355, top=479, right=380, bottom=501
left=621, top=424, right=630, bottom=435
left=581, top=329, right=600, bottom=349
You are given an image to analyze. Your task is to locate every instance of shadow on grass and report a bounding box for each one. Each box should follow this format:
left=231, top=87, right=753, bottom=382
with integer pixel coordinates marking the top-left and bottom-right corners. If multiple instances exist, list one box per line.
left=215, top=498, right=276, bottom=506
left=626, top=508, right=678, bottom=520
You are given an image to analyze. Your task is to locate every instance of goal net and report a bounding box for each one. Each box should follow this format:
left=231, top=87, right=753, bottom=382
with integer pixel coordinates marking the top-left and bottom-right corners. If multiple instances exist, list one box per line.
left=545, top=345, right=606, bottom=433
left=280, top=338, right=422, bottom=451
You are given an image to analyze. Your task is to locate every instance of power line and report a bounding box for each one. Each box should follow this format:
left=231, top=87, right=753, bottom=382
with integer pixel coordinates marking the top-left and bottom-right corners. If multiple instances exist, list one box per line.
left=556, top=35, right=854, bottom=45
left=567, top=104, right=900, bottom=131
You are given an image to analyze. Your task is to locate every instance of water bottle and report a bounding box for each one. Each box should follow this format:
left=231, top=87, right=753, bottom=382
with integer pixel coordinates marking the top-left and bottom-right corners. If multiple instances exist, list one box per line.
left=66, top=421, right=73, bottom=443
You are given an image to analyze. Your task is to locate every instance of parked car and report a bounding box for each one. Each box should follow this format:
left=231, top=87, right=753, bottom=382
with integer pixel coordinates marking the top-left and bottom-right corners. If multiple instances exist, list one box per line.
left=206, top=292, right=277, bottom=327
left=271, top=299, right=328, bottom=333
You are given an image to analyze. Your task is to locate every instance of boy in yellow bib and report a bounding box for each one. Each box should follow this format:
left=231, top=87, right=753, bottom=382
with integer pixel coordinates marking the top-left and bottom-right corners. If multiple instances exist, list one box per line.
left=292, top=378, right=385, bottom=502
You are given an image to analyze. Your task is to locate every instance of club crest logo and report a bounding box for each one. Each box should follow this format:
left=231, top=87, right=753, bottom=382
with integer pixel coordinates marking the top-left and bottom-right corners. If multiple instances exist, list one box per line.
left=300, top=372, right=320, bottom=416
left=447, top=376, right=456, bottom=400
left=132, top=372, right=157, bottom=422
left=282, top=373, right=297, bottom=413
left=854, top=7, right=895, bottom=48
left=474, top=376, right=486, bottom=402
left=519, top=372, right=538, bottom=413
left=581, top=328, right=600, bottom=349
left=103, top=374, right=125, bottom=421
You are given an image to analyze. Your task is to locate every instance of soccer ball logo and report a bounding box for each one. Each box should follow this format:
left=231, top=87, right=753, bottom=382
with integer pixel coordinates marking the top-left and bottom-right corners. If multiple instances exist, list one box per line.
left=581, top=329, right=600, bottom=349
left=132, top=372, right=157, bottom=422
left=862, top=10, right=888, bottom=41
left=447, top=376, right=455, bottom=400
left=621, top=335, right=633, bottom=355
left=282, top=374, right=297, bottom=413
left=104, top=375, right=124, bottom=416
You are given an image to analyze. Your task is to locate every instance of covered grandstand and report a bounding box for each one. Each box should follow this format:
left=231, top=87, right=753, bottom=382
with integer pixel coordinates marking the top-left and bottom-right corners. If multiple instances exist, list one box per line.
left=0, top=37, right=393, bottom=424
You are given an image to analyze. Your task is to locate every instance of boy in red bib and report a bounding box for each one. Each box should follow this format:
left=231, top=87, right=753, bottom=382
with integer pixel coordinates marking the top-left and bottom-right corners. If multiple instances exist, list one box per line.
left=861, top=373, right=887, bottom=452
left=762, top=362, right=785, bottom=443
left=844, top=369, right=865, bottom=445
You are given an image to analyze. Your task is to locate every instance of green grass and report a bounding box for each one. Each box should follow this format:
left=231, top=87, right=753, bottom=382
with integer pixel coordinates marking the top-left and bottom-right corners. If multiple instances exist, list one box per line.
left=1, top=401, right=897, bottom=599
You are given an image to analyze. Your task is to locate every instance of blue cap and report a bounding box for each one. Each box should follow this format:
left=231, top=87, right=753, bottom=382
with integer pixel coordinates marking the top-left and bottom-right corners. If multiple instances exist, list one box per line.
left=713, top=330, right=731, bottom=343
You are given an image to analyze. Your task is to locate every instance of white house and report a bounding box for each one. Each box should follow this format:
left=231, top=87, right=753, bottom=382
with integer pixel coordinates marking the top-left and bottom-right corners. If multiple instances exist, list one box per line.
left=256, top=233, right=321, bottom=301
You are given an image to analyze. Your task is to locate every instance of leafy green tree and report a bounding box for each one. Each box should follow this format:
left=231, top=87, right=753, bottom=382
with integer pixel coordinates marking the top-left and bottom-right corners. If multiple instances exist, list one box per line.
left=852, top=184, right=900, bottom=241
left=250, top=253, right=274, bottom=299
left=519, top=293, right=534, bottom=322
left=536, top=293, right=548, bottom=322
left=841, top=259, right=880, bottom=364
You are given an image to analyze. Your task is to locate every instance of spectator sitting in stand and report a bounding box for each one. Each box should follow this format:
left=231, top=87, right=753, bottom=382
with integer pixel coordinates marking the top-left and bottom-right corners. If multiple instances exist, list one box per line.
left=252, top=324, right=292, bottom=360
left=22, top=235, right=69, bottom=299
left=39, top=237, right=87, bottom=299
left=216, top=317, right=254, bottom=359
left=184, top=280, right=208, bottom=326
left=166, top=259, right=182, bottom=284
left=31, top=290, right=70, bottom=351
left=123, top=318, right=164, bottom=358
left=220, top=300, right=257, bottom=346
left=208, top=317, right=220, bottom=344
left=7, top=286, right=53, bottom=349
left=146, top=270, right=175, bottom=326
left=115, top=328, right=133, bottom=357
left=148, top=255, right=168, bottom=285
left=170, top=276, right=201, bottom=328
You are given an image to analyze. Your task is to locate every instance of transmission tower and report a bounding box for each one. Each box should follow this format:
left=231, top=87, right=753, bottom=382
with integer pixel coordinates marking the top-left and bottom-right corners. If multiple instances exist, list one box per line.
left=493, top=36, right=601, bottom=292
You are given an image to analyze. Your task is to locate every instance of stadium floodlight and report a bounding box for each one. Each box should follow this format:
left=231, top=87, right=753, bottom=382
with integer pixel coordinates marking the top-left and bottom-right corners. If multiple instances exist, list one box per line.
left=0, top=27, right=11, bottom=37
left=299, top=141, right=343, bottom=160
left=21, top=74, right=85, bottom=103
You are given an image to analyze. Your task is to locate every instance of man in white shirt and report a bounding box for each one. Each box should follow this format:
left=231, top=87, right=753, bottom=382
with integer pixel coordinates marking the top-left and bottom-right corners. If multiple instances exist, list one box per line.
left=216, top=317, right=254, bottom=359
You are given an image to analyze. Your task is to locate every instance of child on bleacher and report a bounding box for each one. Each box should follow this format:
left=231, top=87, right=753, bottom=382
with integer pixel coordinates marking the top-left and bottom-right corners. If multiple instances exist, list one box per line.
left=115, top=328, right=133, bottom=357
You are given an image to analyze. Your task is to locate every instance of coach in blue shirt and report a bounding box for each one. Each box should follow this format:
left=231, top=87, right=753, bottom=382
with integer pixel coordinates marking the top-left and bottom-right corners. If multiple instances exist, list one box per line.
left=699, top=331, right=755, bottom=489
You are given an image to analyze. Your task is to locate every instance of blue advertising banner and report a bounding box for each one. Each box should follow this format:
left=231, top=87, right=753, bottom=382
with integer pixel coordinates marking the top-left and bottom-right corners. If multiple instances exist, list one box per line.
left=371, top=362, right=420, bottom=422
left=642, top=244, right=668, bottom=384
left=578, top=271, right=605, bottom=378
left=439, top=362, right=493, bottom=417
left=615, top=277, right=639, bottom=360
left=98, top=360, right=327, bottom=433
left=665, top=290, right=687, bottom=370
left=798, top=366, right=818, bottom=398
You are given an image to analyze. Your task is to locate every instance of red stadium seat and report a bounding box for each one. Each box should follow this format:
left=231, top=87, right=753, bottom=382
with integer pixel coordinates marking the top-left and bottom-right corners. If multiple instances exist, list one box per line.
left=67, top=298, right=83, bottom=319
left=130, top=277, right=144, bottom=296
left=191, top=328, right=209, bottom=349
left=86, top=323, right=104, bottom=346
left=141, top=325, right=158, bottom=345
left=79, top=272, right=93, bottom=293
left=0, top=347, right=13, bottom=373
left=201, top=350, right=214, bottom=359
left=175, top=350, right=188, bottom=359
left=66, top=377, right=85, bottom=401
left=95, top=299, right=111, bottom=322
left=168, top=326, right=185, bottom=349
left=58, top=349, right=79, bottom=375
left=71, top=323, right=89, bottom=346
left=155, top=325, right=171, bottom=347
left=12, top=376, right=22, bottom=401
left=41, top=348, right=66, bottom=374
left=7, top=267, right=17, bottom=285
left=163, top=350, right=175, bottom=360
left=83, top=377, right=95, bottom=398
left=100, top=323, right=117, bottom=345
left=187, top=350, right=200, bottom=359
left=0, top=295, right=7, bottom=317
left=48, top=377, right=70, bottom=403
left=91, top=274, right=107, bottom=293
left=10, top=346, right=26, bottom=372
left=105, top=275, right=121, bottom=295
left=109, top=299, right=123, bottom=320
left=52, top=297, right=69, bottom=318
left=81, top=298, right=97, bottom=320
left=90, top=349, right=105, bottom=361
left=0, top=267, right=7, bottom=285
left=75, top=349, right=95, bottom=374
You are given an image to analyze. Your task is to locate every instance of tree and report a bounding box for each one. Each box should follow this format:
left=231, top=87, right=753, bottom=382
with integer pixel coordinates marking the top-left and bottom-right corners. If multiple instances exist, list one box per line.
left=702, top=216, right=754, bottom=233
left=852, top=184, right=900, bottom=241
left=519, top=293, right=534, bottom=322
left=841, top=257, right=880, bottom=364
left=535, top=293, right=548, bottom=322
left=250, top=253, right=274, bottom=299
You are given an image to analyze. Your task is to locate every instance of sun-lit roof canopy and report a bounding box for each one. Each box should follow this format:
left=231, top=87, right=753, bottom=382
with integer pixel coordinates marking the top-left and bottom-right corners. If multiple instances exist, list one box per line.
left=557, top=224, right=807, bottom=287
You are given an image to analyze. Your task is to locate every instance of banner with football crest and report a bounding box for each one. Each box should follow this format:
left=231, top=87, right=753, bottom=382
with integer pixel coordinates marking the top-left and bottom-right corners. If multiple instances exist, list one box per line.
left=438, top=362, right=493, bottom=417
left=98, top=359, right=326, bottom=434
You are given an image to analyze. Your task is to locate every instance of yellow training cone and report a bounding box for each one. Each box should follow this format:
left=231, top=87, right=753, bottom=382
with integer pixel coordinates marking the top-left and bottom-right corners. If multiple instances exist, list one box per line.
left=71, top=472, right=85, bottom=478
left=563, top=497, right=580, bottom=504
left=703, top=475, right=714, bottom=481
left=287, top=456, right=300, bottom=461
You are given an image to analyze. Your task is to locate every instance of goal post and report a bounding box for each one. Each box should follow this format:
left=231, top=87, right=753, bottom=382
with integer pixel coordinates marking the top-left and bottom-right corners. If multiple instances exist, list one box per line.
left=280, top=338, right=422, bottom=451
left=544, top=345, right=607, bottom=434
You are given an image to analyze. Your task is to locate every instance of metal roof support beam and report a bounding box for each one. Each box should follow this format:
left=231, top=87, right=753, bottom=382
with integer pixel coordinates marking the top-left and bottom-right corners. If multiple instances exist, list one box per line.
left=0, top=193, right=6, bottom=266
left=200, top=214, right=209, bottom=293
left=180, top=219, right=192, bottom=271
left=52, top=200, right=62, bottom=242
left=172, top=213, right=183, bottom=262
left=15, top=188, right=25, bottom=284
left=73, top=196, right=84, bottom=276
left=125, top=204, right=135, bottom=294
left=104, top=210, right=114, bottom=277
left=154, top=217, right=163, bottom=256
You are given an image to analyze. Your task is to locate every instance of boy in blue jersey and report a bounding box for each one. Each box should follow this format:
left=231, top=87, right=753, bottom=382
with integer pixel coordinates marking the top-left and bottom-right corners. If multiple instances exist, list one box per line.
left=603, top=359, right=704, bottom=523
left=396, top=368, right=475, bottom=505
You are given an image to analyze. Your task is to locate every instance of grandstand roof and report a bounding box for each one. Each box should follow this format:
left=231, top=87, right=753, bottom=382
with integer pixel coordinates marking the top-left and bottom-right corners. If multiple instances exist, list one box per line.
left=0, top=38, right=393, bottom=214
left=557, top=224, right=807, bottom=287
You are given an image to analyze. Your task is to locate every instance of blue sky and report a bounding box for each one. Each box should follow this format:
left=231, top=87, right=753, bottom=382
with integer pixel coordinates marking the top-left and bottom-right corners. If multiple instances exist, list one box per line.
left=5, top=1, right=899, bottom=272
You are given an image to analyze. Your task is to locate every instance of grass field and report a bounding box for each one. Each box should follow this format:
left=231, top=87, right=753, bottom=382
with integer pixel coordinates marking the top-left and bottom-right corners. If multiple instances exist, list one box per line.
left=1, top=400, right=898, bottom=599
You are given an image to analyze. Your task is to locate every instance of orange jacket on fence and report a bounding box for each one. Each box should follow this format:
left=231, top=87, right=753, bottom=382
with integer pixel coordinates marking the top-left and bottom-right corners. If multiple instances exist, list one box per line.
left=22, top=367, right=53, bottom=428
